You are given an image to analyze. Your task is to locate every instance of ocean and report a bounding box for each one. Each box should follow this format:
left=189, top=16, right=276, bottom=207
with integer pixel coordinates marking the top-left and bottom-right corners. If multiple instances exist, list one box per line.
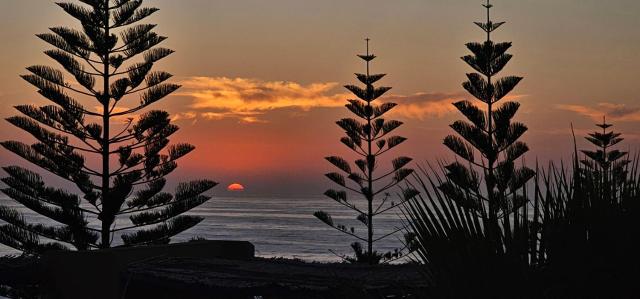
left=0, top=196, right=408, bottom=262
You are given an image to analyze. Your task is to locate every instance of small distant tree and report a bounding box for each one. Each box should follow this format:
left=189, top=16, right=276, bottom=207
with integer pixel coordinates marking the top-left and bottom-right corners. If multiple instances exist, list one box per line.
left=580, top=117, right=631, bottom=196
left=0, top=0, right=217, bottom=253
left=441, top=0, right=534, bottom=244
left=314, top=39, right=418, bottom=264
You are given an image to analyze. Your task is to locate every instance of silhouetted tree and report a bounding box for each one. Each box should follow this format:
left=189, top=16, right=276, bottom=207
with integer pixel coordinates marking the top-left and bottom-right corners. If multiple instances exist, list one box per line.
left=0, top=0, right=217, bottom=253
left=441, top=0, right=534, bottom=238
left=404, top=3, right=539, bottom=295
left=314, top=39, right=418, bottom=264
left=580, top=117, right=631, bottom=195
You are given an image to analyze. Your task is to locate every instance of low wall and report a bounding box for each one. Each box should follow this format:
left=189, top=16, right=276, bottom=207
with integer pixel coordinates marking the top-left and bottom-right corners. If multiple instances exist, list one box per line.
left=40, top=240, right=254, bottom=299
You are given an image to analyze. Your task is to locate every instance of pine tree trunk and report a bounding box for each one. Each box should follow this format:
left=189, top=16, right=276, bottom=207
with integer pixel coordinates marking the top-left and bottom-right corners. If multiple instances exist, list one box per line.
left=101, top=0, right=111, bottom=249
left=486, top=85, right=501, bottom=255
left=366, top=49, right=374, bottom=264
left=366, top=107, right=374, bottom=261
left=484, top=4, right=500, bottom=255
left=366, top=108, right=374, bottom=261
left=367, top=138, right=373, bottom=264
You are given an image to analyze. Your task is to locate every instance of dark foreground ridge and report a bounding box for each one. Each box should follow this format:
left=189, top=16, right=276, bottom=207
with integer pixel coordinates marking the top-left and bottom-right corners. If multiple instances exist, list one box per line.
left=1, top=240, right=426, bottom=299
left=125, top=257, right=425, bottom=299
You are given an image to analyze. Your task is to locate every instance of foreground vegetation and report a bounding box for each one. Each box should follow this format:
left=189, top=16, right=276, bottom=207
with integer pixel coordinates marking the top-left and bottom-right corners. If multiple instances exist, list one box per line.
left=403, top=2, right=640, bottom=297
left=405, top=123, right=640, bottom=298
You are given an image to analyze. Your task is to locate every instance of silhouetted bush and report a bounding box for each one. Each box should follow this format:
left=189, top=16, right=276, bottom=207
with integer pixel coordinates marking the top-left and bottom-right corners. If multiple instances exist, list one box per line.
left=404, top=1, right=640, bottom=297
left=406, top=124, right=640, bottom=298
left=537, top=122, right=640, bottom=297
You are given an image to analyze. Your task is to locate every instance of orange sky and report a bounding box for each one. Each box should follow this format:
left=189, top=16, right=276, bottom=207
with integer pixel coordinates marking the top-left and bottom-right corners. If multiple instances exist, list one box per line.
left=0, top=0, right=639, bottom=195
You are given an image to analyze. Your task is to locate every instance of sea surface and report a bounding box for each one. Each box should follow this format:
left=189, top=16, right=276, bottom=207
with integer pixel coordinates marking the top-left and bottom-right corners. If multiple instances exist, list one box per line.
left=0, top=196, right=408, bottom=262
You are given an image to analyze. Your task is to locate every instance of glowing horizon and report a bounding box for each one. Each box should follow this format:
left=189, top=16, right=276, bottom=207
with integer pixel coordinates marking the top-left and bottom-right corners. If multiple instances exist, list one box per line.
left=0, top=0, right=638, bottom=196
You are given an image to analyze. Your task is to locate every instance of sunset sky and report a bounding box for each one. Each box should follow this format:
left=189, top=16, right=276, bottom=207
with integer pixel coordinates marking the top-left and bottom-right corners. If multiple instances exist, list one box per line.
left=0, top=0, right=638, bottom=196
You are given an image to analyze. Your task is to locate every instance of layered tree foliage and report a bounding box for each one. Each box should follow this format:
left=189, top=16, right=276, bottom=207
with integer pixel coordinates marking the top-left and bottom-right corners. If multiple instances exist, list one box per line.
left=404, top=2, right=537, bottom=292
left=314, top=39, right=418, bottom=264
left=441, top=0, right=534, bottom=232
left=0, top=0, right=217, bottom=253
left=580, top=117, right=631, bottom=194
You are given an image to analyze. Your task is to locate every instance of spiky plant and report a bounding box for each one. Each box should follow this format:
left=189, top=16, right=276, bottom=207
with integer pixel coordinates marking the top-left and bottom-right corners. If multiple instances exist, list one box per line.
left=314, top=39, right=418, bottom=264
left=404, top=163, right=545, bottom=297
left=0, top=0, right=217, bottom=253
left=441, top=0, right=534, bottom=238
left=405, top=145, right=640, bottom=297
left=536, top=123, right=640, bottom=298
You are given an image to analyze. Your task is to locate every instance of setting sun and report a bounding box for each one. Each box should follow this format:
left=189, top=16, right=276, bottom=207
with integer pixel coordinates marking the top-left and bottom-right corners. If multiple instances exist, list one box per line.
left=227, top=183, right=245, bottom=192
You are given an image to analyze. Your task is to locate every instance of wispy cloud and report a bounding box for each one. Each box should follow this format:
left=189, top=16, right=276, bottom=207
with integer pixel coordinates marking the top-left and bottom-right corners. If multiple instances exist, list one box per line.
left=173, top=77, right=467, bottom=123
left=385, top=93, right=463, bottom=120
left=171, top=111, right=198, bottom=124
left=201, top=111, right=267, bottom=124
left=557, top=102, right=640, bottom=122
left=179, top=76, right=346, bottom=110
